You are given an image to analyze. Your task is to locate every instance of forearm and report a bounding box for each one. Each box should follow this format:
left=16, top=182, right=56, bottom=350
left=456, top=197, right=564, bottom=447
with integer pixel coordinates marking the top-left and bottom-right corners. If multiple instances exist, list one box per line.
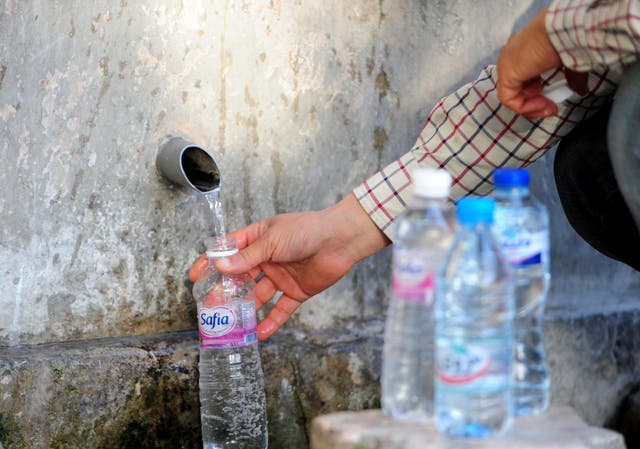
left=354, top=0, right=639, bottom=241
left=324, top=193, right=391, bottom=264
left=353, top=65, right=601, bottom=240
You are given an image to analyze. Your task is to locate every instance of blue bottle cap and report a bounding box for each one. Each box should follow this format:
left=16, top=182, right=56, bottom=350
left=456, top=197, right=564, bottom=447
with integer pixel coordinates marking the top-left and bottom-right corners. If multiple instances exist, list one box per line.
left=456, top=196, right=495, bottom=225
left=493, top=168, right=530, bottom=188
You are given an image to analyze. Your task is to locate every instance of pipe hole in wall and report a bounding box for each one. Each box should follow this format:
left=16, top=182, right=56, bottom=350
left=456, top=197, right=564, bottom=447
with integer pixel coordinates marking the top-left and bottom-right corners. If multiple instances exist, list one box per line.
left=180, top=146, right=220, bottom=193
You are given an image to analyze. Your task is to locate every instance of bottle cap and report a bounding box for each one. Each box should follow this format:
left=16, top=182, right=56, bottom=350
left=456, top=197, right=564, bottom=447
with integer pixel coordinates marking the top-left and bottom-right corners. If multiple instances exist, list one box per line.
left=205, top=236, right=239, bottom=258
left=456, top=196, right=495, bottom=225
left=493, top=168, right=530, bottom=188
left=206, top=248, right=238, bottom=258
left=412, top=168, right=452, bottom=198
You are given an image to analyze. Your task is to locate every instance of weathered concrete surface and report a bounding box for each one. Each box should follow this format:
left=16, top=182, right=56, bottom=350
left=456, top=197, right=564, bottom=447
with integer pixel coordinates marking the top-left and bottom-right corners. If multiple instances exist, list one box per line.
left=310, top=407, right=625, bottom=449
left=5, top=0, right=633, bottom=348
left=0, top=323, right=383, bottom=449
left=546, top=312, right=640, bottom=427
left=0, top=332, right=203, bottom=449
left=1, top=314, right=640, bottom=449
left=1, top=0, right=638, bottom=447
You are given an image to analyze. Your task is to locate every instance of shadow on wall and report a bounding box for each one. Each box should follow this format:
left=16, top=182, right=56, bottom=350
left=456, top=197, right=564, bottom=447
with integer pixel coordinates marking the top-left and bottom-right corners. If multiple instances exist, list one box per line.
left=607, top=384, right=640, bottom=449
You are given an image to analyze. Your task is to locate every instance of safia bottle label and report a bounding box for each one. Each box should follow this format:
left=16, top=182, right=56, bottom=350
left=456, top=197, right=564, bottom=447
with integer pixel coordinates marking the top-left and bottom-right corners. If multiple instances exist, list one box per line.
left=200, top=306, right=236, bottom=337
left=198, top=304, right=258, bottom=348
left=392, top=248, right=435, bottom=302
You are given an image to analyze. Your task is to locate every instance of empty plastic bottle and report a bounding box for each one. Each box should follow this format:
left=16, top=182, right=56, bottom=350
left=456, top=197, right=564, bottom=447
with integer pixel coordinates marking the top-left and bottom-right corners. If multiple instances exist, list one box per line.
left=382, top=168, right=454, bottom=420
left=192, top=236, right=268, bottom=449
left=435, top=197, right=514, bottom=437
left=492, top=168, right=551, bottom=416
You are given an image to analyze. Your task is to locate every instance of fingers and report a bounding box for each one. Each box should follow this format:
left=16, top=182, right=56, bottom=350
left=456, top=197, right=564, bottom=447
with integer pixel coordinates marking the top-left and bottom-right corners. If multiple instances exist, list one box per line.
left=496, top=7, right=564, bottom=118
left=188, top=253, right=208, bottom=282
left=504, top=91, right=557, bottom=118
left=213, top=222, right=274, bottom=275
left=257, top=295, right=303, bottom=341
left=521, top=97, right=558, bottom=119
left=189, top=223, right=263, bottom=282
left=498, top=70, right=559, bottom=118
left=224, top=221, right=264, bottom=250
left=497, top=68, right=559, bottom=118
left=255, top=276, right=278, bottom=310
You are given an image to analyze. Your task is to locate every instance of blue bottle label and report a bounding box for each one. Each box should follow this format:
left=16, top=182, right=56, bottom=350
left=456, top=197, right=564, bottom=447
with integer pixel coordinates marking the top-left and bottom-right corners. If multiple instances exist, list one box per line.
left=496, top=229, right=548, bottom=268
left=436, top=337, right=511, bottom=392
left=391, top=248, right=435, bottom=302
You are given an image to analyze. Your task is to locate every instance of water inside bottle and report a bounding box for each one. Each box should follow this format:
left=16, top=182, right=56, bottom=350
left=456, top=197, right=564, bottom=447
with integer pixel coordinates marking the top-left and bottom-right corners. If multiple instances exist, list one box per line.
left=204, top=189, right=226, bottom=237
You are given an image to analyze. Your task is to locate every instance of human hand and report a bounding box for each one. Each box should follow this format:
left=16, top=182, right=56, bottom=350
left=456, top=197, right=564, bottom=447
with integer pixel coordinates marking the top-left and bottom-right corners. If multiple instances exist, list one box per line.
left=189, top=194, right=390, bottom=340
left=497, top=7, right=587, bottom=118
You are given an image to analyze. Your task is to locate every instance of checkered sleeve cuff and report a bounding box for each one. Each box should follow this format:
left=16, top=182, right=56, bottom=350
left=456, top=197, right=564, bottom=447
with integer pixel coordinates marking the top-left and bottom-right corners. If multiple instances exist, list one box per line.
left=353, top=151, right=418, bottom=240
left=353, top=61, right=613, bottom=241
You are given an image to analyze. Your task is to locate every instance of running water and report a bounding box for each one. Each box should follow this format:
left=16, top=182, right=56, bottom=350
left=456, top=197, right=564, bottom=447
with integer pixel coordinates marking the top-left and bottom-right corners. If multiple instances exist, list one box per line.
left=204, top=189, right=226, bottom=237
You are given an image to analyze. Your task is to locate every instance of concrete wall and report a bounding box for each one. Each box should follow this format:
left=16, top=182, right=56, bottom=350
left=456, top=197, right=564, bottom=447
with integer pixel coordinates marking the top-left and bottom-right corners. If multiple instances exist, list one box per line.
left=1, top=1, right=639, bottom=448
left=1, top=0, right=560, bottom=347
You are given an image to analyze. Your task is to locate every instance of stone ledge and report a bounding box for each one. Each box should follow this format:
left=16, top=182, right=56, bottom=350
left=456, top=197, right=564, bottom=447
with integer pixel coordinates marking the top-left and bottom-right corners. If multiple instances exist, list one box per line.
left=0, top=327, right=383, bottom=449
left=310, top=406, right=626, bottom=449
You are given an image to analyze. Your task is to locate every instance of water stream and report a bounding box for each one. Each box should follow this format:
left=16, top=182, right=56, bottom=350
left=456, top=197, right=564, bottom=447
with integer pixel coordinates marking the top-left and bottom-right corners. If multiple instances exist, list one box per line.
left=203, top=189, right=226, bottom=237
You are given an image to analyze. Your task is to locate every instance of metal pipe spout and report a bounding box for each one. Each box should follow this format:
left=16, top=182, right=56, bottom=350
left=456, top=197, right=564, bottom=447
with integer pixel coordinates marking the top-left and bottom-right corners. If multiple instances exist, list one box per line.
left=156, top=137, right=221, bottom=193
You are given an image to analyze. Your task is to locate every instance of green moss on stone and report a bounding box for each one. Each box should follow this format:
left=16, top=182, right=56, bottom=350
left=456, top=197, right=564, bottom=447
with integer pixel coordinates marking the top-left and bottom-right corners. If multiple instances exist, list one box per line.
left=94, top=371, right=201, bottom=449
left=0, top=412, right=26, bottom=449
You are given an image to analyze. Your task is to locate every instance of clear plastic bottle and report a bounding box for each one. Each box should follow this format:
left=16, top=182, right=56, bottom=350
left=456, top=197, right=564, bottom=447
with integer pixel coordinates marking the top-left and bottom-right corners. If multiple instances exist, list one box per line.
left=435, top=197, right=514, bottom=437
left=382, top=168, right=454, bottom=420
left=492, top=168, right=551, bottom=416
left=192, top=236, right=268, bottom=449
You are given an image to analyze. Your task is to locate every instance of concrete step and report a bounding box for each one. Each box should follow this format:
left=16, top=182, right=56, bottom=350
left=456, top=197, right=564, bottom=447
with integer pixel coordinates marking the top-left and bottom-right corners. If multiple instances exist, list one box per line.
left=310, top=406, right=626, bottom=449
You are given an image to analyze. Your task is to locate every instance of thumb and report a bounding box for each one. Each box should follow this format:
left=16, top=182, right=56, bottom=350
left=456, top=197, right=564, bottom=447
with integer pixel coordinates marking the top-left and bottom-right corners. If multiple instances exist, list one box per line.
left=214, top=239, right=271, bottom=274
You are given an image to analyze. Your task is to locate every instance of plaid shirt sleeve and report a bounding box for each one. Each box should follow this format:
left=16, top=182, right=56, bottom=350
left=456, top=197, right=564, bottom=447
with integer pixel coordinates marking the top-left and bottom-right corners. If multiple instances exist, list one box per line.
left=547, top=0, right=640, bottom=74
left=354, top=0, right=638, bottom=241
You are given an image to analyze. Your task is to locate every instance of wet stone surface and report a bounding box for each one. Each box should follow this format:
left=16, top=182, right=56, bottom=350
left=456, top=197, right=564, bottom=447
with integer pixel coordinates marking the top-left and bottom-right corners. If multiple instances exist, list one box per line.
left=1, top=313, right=640, bottom=449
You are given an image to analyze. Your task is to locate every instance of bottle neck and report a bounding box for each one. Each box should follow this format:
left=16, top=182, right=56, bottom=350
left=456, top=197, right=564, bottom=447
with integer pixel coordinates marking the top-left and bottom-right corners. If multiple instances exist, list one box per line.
left=493, top=185, right=530, bottom=200
left=205, top=236, right=238, bottom=260
left=459, top=221, right=494, bottom=235
left=409, top=195, right=450, bottom=209
left=206, top=250, right=238, bottom=261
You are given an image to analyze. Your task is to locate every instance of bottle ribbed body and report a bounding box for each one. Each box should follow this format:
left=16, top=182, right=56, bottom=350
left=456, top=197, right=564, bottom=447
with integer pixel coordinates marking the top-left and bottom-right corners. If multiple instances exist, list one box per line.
left=435, top=198, right=514, bottom=437
left=493, top=184, right=551, bottom=416
left=382, top=196, right=454, bottom=420
left=199, top=340, right=267, bottom=449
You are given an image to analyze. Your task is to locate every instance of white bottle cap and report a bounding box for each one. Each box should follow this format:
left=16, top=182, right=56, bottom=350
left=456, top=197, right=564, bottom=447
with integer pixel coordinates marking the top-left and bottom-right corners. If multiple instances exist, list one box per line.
left=205, top=236, right=239, bottom=258
left=542, top=80, right=574, bottom=104
left=206, top=248, right=239, bottom=258
left=412, top=168, right=452, bottom=198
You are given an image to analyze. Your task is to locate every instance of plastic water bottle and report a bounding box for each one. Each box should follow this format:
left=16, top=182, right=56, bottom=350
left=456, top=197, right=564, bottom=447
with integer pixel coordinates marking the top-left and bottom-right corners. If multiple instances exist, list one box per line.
left=192, top=236, right=268, bottom=449
left=382, top=168, right=454, bottom=420
left=435, top=197, right=514, bottom=437
left=492, top=168, right=551, bottom=416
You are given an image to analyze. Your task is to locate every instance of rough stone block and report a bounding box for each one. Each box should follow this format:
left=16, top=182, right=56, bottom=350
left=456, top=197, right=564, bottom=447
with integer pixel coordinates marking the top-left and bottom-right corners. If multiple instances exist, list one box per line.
left=310, top=406, right=626, bottom=449
left=0, top=324, right=383, bottom=449
left=1, top=313, right=639, bottom=448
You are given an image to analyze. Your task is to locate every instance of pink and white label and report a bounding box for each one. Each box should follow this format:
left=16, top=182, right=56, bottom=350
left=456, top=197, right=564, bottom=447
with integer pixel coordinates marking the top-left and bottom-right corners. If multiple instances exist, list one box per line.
left=198, top=304, right=258, bottom=348
left=391, top=248, right=435, bottom=302
left=199, top=306, right=236, bottom=337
